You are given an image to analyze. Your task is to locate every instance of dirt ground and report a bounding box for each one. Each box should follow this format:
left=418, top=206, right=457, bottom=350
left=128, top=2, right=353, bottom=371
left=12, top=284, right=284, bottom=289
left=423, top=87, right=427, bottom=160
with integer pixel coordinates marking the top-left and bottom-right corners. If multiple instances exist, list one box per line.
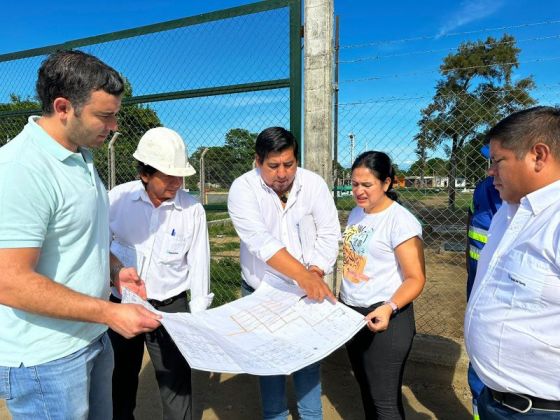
left=0, top=336, right=472, bottom=420
left=1, top=211, right=472, bottom=420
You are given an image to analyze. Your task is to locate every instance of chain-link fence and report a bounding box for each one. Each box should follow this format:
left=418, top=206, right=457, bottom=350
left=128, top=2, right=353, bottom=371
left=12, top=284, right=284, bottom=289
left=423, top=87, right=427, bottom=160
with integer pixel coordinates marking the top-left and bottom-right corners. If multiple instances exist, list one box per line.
left=335, top=27, right=560, bottom=342
left=0, top=0, right=301, bottom=308
left=2, top=3, right=560, bottom=345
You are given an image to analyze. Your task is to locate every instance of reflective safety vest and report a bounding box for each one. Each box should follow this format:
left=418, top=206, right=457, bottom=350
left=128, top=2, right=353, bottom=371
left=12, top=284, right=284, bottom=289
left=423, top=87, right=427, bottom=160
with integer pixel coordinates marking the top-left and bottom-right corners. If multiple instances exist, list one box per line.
left=467, top=176, right=502, bottom=300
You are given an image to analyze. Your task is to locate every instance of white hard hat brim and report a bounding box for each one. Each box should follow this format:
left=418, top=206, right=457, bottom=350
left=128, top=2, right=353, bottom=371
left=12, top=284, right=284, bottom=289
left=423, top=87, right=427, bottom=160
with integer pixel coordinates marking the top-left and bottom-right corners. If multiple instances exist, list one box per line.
left=149, top=162, right=196, bottom=177
left=133, top=151, right=197, bottom=177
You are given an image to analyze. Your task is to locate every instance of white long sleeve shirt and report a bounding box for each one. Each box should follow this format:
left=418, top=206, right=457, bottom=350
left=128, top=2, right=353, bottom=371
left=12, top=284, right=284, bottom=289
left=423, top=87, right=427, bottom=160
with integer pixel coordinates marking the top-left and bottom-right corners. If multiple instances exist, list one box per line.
left=228, top=167, right=341, bottom=290
left=109, top=180, right=212, bottom=313
left=465, top=179, right=560, bottom=399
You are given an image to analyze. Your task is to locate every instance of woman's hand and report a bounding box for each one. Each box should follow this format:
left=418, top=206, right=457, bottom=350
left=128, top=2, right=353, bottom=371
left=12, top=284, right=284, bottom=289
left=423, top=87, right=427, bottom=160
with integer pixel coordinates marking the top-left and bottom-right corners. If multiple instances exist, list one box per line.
left=365, top=303, right=393, bottom=332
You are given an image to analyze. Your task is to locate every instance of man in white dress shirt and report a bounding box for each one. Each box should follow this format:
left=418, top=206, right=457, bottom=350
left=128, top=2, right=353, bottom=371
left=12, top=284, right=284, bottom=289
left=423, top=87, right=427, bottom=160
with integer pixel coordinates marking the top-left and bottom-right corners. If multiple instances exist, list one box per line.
left=464, top=106, right=560, bottom=418
left=108, top=127, right=212, bottom=420
left=228, top=126, right=340, bottom=420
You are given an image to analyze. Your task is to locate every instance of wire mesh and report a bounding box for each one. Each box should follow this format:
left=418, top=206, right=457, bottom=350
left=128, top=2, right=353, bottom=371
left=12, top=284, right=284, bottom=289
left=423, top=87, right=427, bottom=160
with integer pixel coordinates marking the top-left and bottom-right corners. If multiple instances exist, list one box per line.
left=335, top=85, right=560, bottom=340
left=2, top=4, right=559, bottom=345
left=0, top=2, right=293, bottom=309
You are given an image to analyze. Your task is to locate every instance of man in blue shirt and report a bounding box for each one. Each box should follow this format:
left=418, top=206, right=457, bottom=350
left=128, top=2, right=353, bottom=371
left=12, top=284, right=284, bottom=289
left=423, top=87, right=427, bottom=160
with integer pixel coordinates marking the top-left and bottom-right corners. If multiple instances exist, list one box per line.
left=0, top=50, right=160, bottom=419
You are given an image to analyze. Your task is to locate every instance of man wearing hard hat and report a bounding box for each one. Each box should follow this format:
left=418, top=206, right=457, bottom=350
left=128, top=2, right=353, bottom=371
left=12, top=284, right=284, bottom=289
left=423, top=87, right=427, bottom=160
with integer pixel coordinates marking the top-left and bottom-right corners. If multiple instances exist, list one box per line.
left=107, top=127, right=213, bottom=420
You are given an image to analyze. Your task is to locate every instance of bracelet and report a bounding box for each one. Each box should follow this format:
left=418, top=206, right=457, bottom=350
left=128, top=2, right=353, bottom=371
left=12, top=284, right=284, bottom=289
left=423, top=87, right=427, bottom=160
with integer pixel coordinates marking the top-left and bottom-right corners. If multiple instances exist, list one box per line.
left=109, top=261, right=124, bottom=286
left=384, top=300, right=399, bottom=315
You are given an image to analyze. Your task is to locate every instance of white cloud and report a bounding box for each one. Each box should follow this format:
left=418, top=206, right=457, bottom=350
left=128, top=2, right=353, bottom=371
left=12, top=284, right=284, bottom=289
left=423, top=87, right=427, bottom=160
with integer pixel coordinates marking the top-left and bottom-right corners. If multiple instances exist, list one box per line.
left=437, top=0, right=505, bottom=38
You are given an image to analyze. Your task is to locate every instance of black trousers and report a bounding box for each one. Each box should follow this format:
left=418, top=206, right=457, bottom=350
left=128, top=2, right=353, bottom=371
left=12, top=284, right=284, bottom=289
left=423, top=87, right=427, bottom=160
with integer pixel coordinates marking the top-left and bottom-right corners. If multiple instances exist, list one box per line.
left=344, top=301, right=416, bottom=420
left=108, top=294, right=192, bottom=420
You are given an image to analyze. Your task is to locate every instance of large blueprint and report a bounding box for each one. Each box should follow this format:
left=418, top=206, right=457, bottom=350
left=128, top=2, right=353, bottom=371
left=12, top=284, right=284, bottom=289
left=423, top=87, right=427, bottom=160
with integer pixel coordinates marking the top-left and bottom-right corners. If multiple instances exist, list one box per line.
left=122, top=274, right=366, bottom=375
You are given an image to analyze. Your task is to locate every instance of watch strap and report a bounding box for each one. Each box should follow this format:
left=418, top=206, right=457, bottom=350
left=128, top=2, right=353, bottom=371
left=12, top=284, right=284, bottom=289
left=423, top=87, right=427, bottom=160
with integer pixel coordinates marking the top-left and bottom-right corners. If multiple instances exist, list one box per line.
left=384, top=300, right=398, bottom=315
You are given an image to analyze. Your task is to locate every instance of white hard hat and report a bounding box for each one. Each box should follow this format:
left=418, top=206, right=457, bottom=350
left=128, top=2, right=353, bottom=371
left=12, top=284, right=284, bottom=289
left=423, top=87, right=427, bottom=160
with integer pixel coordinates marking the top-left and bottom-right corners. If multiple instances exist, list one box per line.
left=133, top=127, right=196, bottom=177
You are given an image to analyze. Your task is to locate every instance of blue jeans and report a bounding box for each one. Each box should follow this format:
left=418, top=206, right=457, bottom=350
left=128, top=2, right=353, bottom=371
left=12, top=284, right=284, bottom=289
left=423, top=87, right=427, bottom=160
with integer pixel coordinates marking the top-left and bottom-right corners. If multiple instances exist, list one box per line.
left=478, top=387, right=560, bottom=419
left=260, top=362, right=323, bottom=420
left=241, top=279, right=323, bottom=420
left=468, top=364, right=485, bottom=419
left=0, top=332, right=113, bottom=420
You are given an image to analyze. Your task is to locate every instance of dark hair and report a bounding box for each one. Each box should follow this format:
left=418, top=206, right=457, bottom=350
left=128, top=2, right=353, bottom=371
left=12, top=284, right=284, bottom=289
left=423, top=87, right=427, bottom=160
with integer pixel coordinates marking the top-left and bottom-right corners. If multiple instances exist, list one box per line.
left=486, top=106, right=560, bottom=159
left=255, top=127, right=299, bottom=163
left=351, top=151, right=398, bottom=201
left=36, top=49, right=124, bottom=115
left=137, top=161, right=158, bottom=188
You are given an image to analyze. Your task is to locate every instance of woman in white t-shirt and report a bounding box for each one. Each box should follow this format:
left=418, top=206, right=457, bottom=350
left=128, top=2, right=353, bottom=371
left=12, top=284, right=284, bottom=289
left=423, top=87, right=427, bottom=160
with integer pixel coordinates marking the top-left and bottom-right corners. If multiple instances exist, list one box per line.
left=340, top=151, right=426, bottom=419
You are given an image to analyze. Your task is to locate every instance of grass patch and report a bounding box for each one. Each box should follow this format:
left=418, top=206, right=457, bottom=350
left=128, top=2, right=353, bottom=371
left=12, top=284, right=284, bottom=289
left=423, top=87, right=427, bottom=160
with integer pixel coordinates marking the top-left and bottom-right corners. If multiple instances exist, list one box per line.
left=337, top=189, right=472, bottom=212
left=206, top=211, right=229, bottom=222
left=208, top=223, right=238, bottom=237
left=211, top=241, right=240, bottom=253
left=210, top=257, right=241, bottom=307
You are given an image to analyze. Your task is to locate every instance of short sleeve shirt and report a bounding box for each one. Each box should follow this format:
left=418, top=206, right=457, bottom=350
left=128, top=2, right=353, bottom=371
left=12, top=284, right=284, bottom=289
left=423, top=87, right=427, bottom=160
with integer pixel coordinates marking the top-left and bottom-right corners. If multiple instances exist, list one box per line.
left=0, top=117, right=110, bottom=366
left=340, top=202, right=422, bottom=307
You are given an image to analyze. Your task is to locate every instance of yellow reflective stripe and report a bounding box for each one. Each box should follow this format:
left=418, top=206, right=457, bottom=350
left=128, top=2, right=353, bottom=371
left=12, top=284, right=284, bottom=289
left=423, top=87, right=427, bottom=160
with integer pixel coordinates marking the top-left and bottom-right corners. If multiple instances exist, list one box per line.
left=468, top=226, right=488, bottom=243
left=473, top=401, right=480, bottom=420
left=469, top=245, right=480, bottom=261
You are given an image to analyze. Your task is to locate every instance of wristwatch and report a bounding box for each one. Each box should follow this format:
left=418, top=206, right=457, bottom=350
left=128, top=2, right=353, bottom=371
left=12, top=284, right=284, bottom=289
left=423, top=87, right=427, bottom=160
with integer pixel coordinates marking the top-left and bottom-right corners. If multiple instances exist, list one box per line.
left=384, top=300, right=399, bottom=315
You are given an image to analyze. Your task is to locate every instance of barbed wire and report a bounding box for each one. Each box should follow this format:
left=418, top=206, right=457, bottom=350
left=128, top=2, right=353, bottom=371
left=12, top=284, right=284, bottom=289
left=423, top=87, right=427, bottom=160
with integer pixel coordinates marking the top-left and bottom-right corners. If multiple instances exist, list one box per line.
left=339, top=56, right=560, bottom=84
left=337, top=82, right=560, bottom=106
left=339, top=96, right=430, bottom=106
left=340, top=19, right=560, bottom=50
left=339, top=34, right=560, bottom=64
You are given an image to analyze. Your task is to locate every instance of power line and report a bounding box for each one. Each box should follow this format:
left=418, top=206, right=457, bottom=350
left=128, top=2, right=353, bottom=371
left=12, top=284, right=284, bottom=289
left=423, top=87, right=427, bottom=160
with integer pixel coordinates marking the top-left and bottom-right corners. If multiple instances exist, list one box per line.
left=339, top=34, right=560, bottom=64
left=340, top=56, right=560, bottom=84
left=340, top=19, right=560, bottom=50
left=338, top=83, right=560, bottom=108
left=339, top=96, right=431, bottom=106
left=337, top=82, right=560, bottom=106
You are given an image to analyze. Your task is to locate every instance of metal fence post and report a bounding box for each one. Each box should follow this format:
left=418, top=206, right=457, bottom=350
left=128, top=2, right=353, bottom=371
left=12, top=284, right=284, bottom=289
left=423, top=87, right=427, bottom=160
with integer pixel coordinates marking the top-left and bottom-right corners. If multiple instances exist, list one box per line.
left=200, top=148, right=209, bottom=205
left=108, top=132, right=120, bottom=190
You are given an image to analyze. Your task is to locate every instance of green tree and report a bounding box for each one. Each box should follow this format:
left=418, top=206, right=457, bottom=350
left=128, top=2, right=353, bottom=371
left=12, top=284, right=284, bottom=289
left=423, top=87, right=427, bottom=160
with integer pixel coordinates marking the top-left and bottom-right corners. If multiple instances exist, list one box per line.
left=455, top=133, right=489, bottom=187
left=412, top=135, right=430, bottom=187
left=416, top=34, right=535, bottom=209
left=189, top=128, right=257, bottom=190
left=0, top=95, right=39, bottom=146
left=0, top=79, right=162, bottom=187
left=93, top=78, right=161, bottom=186
left=224, top=128, right=257, bottom=184
left=332, top=160, right=350, bottom=185
left=409, top=157, right=448, bottom=177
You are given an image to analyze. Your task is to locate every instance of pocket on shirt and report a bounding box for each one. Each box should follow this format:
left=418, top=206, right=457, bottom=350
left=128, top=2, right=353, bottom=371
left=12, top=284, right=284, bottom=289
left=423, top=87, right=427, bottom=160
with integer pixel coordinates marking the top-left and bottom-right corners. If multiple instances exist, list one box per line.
left=160, top=234, right=188, bottom=264
left=501, top=254, right=560, bottom=311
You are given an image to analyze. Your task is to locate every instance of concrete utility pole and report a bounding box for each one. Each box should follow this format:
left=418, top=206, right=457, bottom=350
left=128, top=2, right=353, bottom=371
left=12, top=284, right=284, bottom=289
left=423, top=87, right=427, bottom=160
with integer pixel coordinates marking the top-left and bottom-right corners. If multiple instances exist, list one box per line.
left=303, top=0, right=334, bottom=185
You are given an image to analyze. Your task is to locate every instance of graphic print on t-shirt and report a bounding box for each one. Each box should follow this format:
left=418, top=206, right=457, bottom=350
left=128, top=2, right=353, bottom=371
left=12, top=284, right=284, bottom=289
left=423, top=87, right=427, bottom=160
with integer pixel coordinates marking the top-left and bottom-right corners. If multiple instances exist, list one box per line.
left=343, top=224, right=373, bottom=283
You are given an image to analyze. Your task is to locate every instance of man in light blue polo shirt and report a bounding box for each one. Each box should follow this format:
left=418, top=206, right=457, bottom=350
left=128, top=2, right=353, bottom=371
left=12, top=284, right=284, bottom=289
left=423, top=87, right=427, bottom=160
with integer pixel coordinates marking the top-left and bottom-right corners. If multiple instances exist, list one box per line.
left=0, top=50, right=161, bottom=419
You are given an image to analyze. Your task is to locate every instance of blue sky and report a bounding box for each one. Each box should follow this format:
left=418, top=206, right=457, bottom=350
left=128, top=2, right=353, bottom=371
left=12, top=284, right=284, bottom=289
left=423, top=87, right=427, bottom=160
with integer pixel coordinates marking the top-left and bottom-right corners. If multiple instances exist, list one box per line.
left=1, top=0, right=559, bottom=168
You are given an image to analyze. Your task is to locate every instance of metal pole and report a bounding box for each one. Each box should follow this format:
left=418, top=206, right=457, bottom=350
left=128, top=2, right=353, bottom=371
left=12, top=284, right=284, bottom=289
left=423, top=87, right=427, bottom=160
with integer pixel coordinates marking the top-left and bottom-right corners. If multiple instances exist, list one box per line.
left=200, top=148, right=209, bottom=205
left=289, top=0, right=303, bottom=161
left=333, top=15, right=340, bottom=207
left=332, top=15, right=340, bottom=296
left=107, top=132, right=120, bottom=190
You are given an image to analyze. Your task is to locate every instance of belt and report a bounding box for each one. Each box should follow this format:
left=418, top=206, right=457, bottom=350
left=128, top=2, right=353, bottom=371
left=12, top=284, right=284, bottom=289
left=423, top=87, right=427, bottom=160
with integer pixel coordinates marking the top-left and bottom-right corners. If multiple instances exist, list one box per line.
left=147, top=291, right=187, bottom=309
left=490, top=388, right=560, bottom=413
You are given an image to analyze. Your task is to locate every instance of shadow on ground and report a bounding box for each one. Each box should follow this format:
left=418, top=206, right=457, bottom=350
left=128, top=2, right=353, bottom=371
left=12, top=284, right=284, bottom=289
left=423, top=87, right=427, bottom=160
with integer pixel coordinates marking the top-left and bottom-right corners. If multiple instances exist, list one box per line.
left=134, top=335, right=472, bottom=420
